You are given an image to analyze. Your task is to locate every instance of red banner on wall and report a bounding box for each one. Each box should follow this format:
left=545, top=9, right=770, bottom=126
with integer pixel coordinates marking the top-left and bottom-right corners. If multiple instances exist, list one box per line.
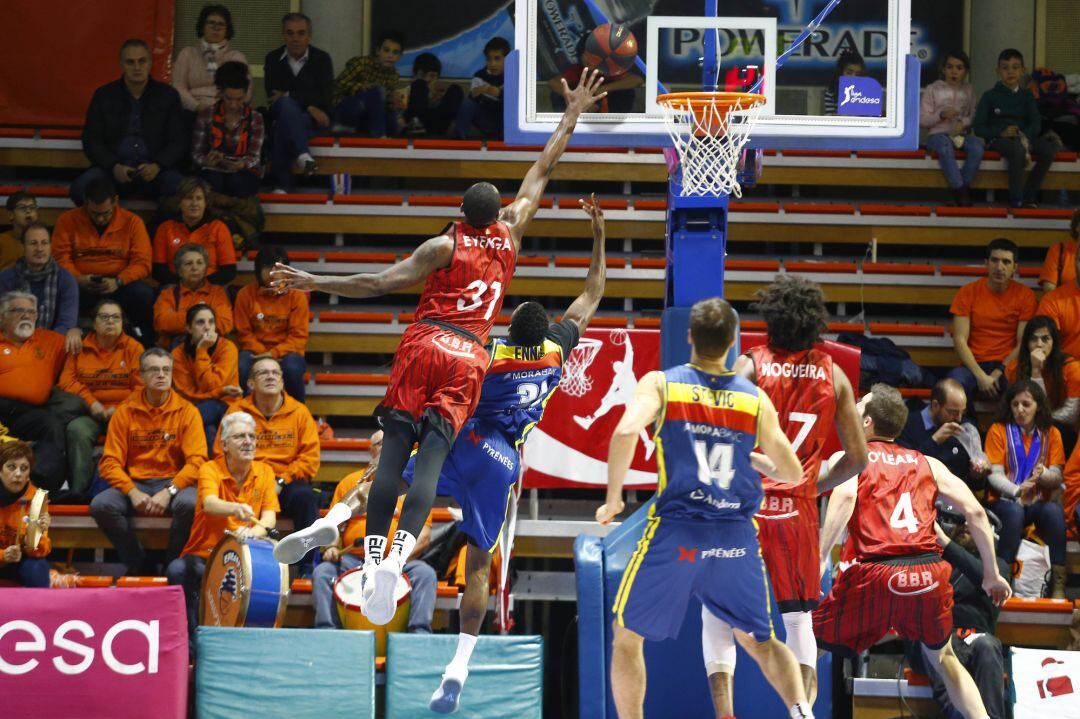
left=0, top=586, right=188, bottom=718
left=0, top=0, right=175, bottom=126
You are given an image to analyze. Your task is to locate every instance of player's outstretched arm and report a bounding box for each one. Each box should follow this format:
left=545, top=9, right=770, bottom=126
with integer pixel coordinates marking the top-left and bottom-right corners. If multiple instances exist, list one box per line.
left=562, top=194, right=607, bottom=335
left=927, top=456, right=1012, bottom=605
left=755, top=391, right=802, bottom=485
left=270, top=235, right=453, bottom=298
left=503, top=69, right=608, bottom=246
left=818, top=366, right=869, bottom=494
left=818, top=456, right=857, bottom=577
left=596, top=370, right=663, bottom=525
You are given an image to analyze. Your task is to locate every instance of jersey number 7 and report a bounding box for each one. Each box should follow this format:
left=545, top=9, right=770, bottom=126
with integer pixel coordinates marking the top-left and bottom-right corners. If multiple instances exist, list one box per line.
left=694, top=440, right=735, bottom=491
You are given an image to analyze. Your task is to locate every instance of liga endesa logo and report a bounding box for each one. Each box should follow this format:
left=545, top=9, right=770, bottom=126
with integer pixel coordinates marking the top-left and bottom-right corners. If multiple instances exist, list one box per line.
left=0, top=619, right=161, bottom=675
left=838, top=76, right=883, bottom=117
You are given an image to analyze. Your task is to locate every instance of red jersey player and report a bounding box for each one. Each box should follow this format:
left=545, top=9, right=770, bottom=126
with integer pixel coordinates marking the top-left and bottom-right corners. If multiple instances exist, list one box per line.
left=816, top=384, right=1011, bottom=719
left=270, top=70, right=608, bottom=625
left=701, top=275, right=867, bottom=716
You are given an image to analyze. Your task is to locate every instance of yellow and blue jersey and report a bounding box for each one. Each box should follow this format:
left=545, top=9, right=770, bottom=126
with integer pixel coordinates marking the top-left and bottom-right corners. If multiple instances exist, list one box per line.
left=653, top=363, right=763, bottom=521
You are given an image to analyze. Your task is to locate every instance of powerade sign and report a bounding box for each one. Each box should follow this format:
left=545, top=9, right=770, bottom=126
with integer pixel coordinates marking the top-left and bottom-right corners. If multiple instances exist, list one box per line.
left=837, top=76, right=883, bottom=116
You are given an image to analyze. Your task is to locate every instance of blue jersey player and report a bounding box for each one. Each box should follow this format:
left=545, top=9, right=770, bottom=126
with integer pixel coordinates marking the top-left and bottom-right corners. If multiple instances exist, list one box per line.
left=420, top=196, right=608, bottom=714
left=595, top=297, right=816, bottom=719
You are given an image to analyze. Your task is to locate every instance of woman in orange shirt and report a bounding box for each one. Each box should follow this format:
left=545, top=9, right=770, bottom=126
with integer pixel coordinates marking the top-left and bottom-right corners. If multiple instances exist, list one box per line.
left=984, top=379, right=1067, bottom=597
left=152, top=177, right=237, bottom=285
left=1038, top=209, right=1080, bottom=293
left=0, top=441, right=51, bottom=587
left=153, top=243, right=233, bottom=347
left=172, top=303, right=242, bottom=448
left=1004, top=315, right=1080, bottom=451
left=235, top=246, right=309, bottom=400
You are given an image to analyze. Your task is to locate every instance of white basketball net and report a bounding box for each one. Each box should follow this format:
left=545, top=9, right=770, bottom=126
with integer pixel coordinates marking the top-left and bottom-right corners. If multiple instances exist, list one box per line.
left=658, top=93, right=765, bottom=198
left=560, top=338, right=604, bottom=398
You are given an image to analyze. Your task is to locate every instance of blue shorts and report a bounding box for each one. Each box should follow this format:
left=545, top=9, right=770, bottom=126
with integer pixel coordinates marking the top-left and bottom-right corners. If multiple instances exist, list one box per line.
left=402, top=418, right=518, bottom=551
left=613, top=514, right=775, bottom=643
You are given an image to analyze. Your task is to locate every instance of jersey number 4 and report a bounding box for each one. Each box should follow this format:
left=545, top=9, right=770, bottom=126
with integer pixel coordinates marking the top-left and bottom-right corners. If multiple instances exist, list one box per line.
left=694, top=441, right=735, bottom=490
left=889, top=492, right=919, bottom=534
left=458, top=280, right=503, bottom=321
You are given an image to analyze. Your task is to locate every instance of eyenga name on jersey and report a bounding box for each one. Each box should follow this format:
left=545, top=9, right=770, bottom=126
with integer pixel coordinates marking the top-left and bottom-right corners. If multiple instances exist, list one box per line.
left=757, top=361, right=828, bottom=381
left=868, top=450, right=919, bottom=466
left=461, top=234, right=513, bottom=251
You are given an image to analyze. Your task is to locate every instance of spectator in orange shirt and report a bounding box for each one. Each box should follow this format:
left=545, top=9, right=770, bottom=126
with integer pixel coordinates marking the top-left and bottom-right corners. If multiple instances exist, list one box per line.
left=312, top=430, right=436, bottom=632
left=171, top=303, right=242, bottom=448
left=151, top=177, right=237, bottom=286
left=235, top=247, right=309, bottom=400
left=91, top=347, right=207, bottom=573
left=0, top=441, right=51, bottom=587
left=52, top=177, right=155, bottom=345
left=983, top=380, right=1067, bottom=598
left=1004, top=316, right=1080, bottom=451
left=1037, top=249, right=1080, bottom=359
left=948, top=238, right=1036, bottom=408
left=153, top=243, right=234, bottom=347
left=60, top=300, right=144, bottom=498
left=214, top=355, right=318, bottom=574
left=167, top=411, right=278, bottom=644
left=0, top=190, right=37, bottom=270
left=1063, top=441, right=1080, bottom=541
left=1038, top=209, right=1080, bottom=293
left=0, top=291, right=69, bottom=492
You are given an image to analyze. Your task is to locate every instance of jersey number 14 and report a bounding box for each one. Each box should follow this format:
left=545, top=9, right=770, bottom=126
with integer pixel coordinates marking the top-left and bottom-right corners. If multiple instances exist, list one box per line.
left=694, top=441, right=735, bottom=491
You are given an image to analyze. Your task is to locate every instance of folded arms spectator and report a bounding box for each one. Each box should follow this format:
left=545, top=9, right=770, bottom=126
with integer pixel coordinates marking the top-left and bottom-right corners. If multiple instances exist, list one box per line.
left=153, top=243, right=234, bottom=346
left=0, top=223, right=81, bottom=353
left=0, top=441, right=51, bottom=587
left=171, top=304, right=242, bottom=448
left=152, top=177, right=238, bottom=285
left=192, top=61, right=264, bottom=198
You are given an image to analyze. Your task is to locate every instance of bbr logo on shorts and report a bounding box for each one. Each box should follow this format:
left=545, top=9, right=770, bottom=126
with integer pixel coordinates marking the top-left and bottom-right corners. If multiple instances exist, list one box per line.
left=887, top=569, right=939, bottom=596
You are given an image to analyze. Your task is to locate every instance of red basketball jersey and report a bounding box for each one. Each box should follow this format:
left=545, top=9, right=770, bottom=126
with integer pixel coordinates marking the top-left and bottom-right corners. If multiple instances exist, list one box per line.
left=749, top=345, right=836, bottom=498
left=414, top=220, right=517, bottom=340
left=848, top=441, right=941, bottom=560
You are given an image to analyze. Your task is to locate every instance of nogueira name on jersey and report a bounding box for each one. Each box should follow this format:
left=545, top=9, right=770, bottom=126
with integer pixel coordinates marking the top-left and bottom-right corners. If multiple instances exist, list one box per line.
left=757, top=362, right=828, bottom=381
left=868, top=451, right=919, bottom=465
left=461, top=234, right=513, bottom=251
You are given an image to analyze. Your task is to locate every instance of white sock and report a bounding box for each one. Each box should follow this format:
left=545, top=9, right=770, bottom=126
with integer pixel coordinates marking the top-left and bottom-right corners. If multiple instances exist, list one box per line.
left=790, top=702, right=814, bottom=719
left=781, top=611, right=818, bottom=668
left=389, top=529, right=416, bottom=562
left=364, top=535, right=386, bottom=565
left=323, top=502, right=352, bottom=527
left=446, top=633, right=477, bottom=676
left=701, top=607, right=736, bottom=675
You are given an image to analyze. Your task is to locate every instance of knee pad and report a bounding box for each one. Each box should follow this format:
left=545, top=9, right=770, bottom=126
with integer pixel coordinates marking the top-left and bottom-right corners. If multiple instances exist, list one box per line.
left=781, top=611, right=817, bottom=668
left=701, top=607, right=737, bottom=675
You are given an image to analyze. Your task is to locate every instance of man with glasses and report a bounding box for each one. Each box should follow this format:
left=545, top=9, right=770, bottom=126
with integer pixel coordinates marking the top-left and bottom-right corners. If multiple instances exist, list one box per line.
left=0, top=190, right=38, bottom=270
left=0, top=223, right=81, bottom=354
left=213, top=356, right=320, bottom=575
left=0, top=291, right=68, bottom=492
left=53, top=176, right=155, bottom=345
left=91, top=347, right=207, bottom=573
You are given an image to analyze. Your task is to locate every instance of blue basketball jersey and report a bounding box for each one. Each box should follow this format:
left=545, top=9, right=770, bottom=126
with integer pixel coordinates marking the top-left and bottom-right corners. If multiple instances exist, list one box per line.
left=652, top=364, right=763, bottom=521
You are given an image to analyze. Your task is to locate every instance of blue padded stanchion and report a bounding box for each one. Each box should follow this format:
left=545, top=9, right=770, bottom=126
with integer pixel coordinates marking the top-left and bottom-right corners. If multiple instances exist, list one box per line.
left=574, top=534, right=608, bottom=718
left=195, top=627, right=376, bottom=719
left=386, top=634, right=543, bottom=718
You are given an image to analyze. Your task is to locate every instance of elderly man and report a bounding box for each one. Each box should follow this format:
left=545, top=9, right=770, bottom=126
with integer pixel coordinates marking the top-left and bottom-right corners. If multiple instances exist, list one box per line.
left=70, top=38, right=185, bottom=205
left=0, top=291, right=68, bottom=491
left=52, top=177, right=155, bottom=345
left=0, top=190, right=38, bottom=269
left=215, top=355, right=319, bottom=573
left=898, top=378, right=988, bottom=490
left=168, top=411, right=279, bottom=646
left=91, top=347, right=207, bottom=573
left=312, top=428, right=437, bottom=633
left=0, top=223, right=81, bottom=353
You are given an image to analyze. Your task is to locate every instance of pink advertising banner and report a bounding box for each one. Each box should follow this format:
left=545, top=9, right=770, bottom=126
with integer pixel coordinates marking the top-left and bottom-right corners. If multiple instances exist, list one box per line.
left=0, top=586, right=188, bottom=718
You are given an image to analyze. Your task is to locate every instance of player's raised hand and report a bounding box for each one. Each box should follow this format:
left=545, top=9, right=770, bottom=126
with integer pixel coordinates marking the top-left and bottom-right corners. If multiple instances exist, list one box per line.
left=595, top=499, right=625, bottom=525
left=983, top=572, right=1011, bottom=606
left=580, top=193, right=604, bottom=230
left=270, top=262, right=316, bottom=293
left=562, top=67, right=608, bottom=115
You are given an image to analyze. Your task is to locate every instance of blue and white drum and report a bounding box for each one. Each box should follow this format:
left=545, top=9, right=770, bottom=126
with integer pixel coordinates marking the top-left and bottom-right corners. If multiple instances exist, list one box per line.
left=200, top=533, right=289, bottom=628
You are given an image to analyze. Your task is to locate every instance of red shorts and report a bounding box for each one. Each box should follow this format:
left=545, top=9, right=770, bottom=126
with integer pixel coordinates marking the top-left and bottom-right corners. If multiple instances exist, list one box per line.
left=812, top=556, right=953, bottom=656
left=380, top=322, right=489, bottom=438
left=755, top=493, right=820, bottom=612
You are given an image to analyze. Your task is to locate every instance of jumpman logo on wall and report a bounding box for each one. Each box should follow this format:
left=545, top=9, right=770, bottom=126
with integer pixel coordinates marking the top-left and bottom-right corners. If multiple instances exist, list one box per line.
left=573, top=332, right=656, bottom=459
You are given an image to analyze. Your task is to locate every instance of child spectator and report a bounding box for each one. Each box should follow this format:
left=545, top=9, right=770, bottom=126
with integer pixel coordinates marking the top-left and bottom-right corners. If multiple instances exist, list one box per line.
left=455, top=37, right=510, bottom=139
left=823, top=51, right=866, bottom=115
left=0, top=441, right=51, bottom=587
left=171, top=304, right=242, bottom=448
left=152, top=177, right=237, bottom=285
left=973, top=48, right=1063, bottom=207
left=403, top=53, right=464, bottom=136
left=920, top=50, right=983, bottom=206
left=153, top=243, right=233, bottom=348
left=1038, top=208, right=1080, bottom=292
left=0, top=190, right=37, bottom=270
left=332, top=30, right=404, bottom=137
left=234, top=247, right=308, bottom=401
left=192, top=61, right=264, bottom=199
left=172, top=5, right=250, bottom=115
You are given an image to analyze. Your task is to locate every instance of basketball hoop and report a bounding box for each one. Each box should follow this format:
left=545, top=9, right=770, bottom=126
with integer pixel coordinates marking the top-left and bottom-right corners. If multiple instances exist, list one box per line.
left=656, top=91, right=766, bottom=198
left=561, top=337, right=604, bottom=398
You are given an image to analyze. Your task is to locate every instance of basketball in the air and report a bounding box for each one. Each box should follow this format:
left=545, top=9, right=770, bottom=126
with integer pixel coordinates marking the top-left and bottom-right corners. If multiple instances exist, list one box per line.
left=581, top=22, right=638, bottom=78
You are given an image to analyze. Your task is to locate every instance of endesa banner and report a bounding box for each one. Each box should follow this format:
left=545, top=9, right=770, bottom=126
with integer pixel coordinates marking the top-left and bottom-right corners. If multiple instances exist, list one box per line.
left=0, top=586, right=188, bottom=719
left=523, top=328, right=661, bottom=489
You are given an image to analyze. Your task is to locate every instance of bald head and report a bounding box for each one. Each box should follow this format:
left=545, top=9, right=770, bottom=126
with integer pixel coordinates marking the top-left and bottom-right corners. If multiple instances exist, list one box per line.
left=930, top=378, right=966, bottom=426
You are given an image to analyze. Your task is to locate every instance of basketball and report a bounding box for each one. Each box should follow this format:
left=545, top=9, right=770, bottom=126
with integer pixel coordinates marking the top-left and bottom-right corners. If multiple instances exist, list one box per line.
left=582, top=22, right=638, bottom=78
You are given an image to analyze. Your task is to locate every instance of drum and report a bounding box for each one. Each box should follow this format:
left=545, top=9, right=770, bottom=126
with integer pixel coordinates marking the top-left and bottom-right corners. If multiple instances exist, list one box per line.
left=24, top=489, right=47, bottom=550
left=200, top=533, right=289, bottom=628
left=334, top=567, right=411, bottom=655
